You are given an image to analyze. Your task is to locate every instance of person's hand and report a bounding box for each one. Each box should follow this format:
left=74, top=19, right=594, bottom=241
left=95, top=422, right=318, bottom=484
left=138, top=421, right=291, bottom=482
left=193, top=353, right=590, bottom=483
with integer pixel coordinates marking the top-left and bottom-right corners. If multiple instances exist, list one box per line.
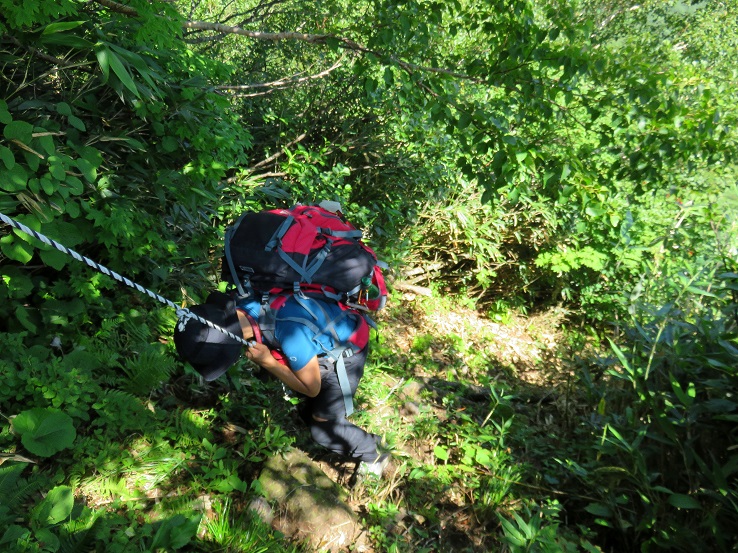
left=244, top=342, right=275, bottom=368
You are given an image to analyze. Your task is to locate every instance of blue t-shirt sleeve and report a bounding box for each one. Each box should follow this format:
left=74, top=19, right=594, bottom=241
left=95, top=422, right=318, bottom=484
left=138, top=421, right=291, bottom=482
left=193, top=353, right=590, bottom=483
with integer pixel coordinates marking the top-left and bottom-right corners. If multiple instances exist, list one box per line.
left=276, top=318, right=322, bottom=372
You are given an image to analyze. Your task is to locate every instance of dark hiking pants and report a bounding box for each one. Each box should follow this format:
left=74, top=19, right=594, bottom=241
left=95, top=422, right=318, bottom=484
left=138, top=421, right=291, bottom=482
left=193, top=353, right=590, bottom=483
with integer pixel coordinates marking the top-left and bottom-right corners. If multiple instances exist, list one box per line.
left=302, top=348, right=382, bottom=463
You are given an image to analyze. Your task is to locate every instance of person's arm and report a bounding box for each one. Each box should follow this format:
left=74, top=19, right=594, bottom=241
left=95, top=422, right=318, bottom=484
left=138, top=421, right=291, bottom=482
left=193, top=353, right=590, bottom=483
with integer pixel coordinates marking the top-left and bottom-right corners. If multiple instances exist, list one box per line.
left=245, top=343, right=321, bottom=397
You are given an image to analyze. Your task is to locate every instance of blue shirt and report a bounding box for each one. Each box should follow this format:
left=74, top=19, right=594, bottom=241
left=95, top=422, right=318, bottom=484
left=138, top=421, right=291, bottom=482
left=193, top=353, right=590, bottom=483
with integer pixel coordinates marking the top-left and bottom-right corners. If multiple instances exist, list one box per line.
left=237, top=296, right=359, bottom=372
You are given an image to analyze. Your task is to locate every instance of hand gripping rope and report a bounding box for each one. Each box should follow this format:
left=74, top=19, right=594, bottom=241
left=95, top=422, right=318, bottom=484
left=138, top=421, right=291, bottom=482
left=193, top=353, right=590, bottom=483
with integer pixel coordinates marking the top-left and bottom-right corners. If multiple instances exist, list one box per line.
left=0, top=211, right=250, bottom=347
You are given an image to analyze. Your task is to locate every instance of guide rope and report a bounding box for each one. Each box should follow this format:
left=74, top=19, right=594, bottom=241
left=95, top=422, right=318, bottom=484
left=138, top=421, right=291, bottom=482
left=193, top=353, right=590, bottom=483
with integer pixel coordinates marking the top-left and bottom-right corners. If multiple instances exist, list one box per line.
left=0, top=211, right=250, bottom=347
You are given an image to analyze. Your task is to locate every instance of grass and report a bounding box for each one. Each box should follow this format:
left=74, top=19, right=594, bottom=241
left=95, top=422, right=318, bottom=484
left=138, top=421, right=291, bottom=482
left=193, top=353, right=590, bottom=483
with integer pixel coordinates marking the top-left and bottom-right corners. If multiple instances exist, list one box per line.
left=7, top=287, right=734, bottom=552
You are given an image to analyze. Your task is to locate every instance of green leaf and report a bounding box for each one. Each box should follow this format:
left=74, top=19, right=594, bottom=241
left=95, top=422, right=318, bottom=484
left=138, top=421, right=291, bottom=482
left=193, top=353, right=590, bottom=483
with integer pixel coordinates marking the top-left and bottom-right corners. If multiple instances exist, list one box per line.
left=95, top=44, right=110, bottom=82
left=670, top=374, right=695, bottom=408
left=0, top=105, right=11, bottom=125
left=40, top=248, right=68, bottom=271
left=474, top=447, right=492, bottom=467
left=0, top=164, right=28, bottom=192
left=667, top=494, right=701, bottom=510
left=3, top=267, right=34, bottom=298
left=434, top=445, right=449, bottom=461
left=11, top=408, right=76, bottom=457
left=35, top=529, right=61, bottom=551
left=32, top=486, right=74, bottom=526
left=4, top=120, right=33, bottom=143
left=15, top=305, right=39, bottom=332
left=42, top=21, right=86, bottom=35
left=498, top=516, right=527, bottom=546
left=457, top=112, right=472, bottom=130
left=64, top=175, right=84, bottom=195
left=56, top=102, right=72, bottom=116
left=150, top=514, right=201, bottom=550
left=0, top=525, right=28, bottom=544
left=584, top=502, right=613, bottom=517
left=686, top=286, right=718, bottom=298
left=49, top=162, right=66, bottom=181
left=76, top=158, right=96, bottom=182
left=607, top=338, right=632, bottom=372
left=68, top=115, right=86, bottom=132
left=162, top=136, right=178, bottom=153
left=40, top=176, right=56, bottom=195
left=107, top=51, right=140, bottom=97
left=1, top=236, right=34, bottom=263
left=0, top=146, right=15, bottom=169
left=38, top=134, right=56, bottom=156
left=40, top=33, right=94, bottom=49
left=45, top=220, right=85, bottom=247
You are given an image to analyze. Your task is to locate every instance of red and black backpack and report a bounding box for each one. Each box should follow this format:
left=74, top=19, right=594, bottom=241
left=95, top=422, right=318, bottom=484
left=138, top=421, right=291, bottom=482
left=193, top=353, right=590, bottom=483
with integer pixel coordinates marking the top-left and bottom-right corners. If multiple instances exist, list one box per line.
left=222, top=203, right=387, bottom=311
left=221, top=203, right=388, bottom=416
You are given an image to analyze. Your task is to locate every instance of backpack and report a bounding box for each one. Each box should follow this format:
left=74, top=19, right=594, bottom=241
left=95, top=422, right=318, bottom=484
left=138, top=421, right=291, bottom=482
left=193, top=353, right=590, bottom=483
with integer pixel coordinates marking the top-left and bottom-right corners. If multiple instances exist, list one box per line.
left=222, top=203, right=387, bottom=416
left=222, top=203, right=387, bottom=311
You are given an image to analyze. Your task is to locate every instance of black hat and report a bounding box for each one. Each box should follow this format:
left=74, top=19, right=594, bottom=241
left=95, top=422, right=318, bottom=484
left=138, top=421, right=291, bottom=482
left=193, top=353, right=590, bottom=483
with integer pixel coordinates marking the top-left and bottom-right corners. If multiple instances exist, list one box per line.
left=173, top=291, right=244, bottom=381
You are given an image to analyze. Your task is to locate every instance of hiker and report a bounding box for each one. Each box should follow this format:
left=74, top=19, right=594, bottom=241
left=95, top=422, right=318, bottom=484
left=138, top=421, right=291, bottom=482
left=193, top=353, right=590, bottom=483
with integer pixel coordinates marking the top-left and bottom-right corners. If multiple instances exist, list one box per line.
left=173, top=290, right=390, bottom=475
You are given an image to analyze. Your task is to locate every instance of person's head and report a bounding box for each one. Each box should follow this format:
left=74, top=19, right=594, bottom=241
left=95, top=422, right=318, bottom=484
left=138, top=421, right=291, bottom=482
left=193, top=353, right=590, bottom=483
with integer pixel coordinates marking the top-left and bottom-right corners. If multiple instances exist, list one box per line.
left=173, top=291, right=244, bottom=381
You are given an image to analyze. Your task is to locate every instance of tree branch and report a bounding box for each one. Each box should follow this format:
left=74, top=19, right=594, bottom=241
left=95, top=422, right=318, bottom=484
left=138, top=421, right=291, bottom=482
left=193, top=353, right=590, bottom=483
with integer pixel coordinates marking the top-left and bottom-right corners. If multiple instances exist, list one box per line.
left=93, top=0, right=139, bottom=17
left=89, top=1, right=494, bottom=85
left=216, top=57, right=344, bottom=93
left=249, top=132, right=307, bottom=171
left=2, top=34, right=93, bottom=72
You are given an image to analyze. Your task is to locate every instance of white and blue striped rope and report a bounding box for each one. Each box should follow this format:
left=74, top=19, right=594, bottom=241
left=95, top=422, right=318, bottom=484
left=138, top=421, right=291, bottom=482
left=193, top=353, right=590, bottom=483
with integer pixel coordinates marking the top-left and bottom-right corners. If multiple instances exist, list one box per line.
left=0, top=211, right=250, bottom=347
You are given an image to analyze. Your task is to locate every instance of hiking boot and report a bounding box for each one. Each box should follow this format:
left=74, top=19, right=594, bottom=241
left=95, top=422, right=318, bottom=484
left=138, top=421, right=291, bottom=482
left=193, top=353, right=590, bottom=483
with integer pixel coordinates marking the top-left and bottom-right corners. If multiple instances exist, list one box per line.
left=358, top=452, right=390, bottom=477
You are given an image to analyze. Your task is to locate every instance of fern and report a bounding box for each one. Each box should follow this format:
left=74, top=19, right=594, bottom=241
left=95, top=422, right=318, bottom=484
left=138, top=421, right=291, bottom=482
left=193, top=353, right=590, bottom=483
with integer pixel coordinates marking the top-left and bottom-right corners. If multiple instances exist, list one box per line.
left=122, top=344, right=175, bottom=396
left=58, top=508, right=106, bottom=553
left=121, top=314, right=154, bottom=345
left=78, top=476, right=137, bottom=502
left=0, top=463, right=44, bottom=525
left=90, top=389, right=157, bottom=436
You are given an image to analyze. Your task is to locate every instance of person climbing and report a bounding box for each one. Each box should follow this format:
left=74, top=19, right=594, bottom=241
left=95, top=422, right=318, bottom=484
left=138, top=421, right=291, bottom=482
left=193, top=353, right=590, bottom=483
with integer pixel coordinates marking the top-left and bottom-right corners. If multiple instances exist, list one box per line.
left=173, top=290, right=390, bottom=476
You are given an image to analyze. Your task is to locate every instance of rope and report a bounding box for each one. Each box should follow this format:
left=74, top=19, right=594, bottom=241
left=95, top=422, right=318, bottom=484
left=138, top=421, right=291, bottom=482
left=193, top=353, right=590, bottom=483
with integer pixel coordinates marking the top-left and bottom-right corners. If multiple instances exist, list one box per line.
left=0, top=211, right=250, bottom=347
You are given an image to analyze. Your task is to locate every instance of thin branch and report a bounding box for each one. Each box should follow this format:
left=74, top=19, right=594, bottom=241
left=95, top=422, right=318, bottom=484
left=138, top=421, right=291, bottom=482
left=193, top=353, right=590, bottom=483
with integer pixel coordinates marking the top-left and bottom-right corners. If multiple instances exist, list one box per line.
left=93, top=0, right=139, bottom=17
left=254, top=171, right=287, bottom=178
left=183, top=22, right=335, bottom=45
left=2, top=34, right=93, bottom=72
left=216, top=57, right=344, bottom=91
left=249, top=132, right=307, bottom=171
left=88, top=1, right=502, bottom=85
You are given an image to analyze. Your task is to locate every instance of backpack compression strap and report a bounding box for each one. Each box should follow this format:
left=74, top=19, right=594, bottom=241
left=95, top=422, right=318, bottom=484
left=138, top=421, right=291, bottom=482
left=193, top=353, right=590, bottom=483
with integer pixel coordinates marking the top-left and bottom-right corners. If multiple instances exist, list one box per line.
left=224, top=213, right=250, bottom=297
left=263, top=214, right=333, bottom=285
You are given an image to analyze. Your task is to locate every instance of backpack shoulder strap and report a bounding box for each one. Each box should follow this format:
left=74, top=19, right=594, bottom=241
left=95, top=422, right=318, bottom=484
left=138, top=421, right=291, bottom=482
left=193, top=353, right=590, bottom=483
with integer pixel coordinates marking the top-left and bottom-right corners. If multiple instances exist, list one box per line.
left=276, top=295, right=359, bottom=416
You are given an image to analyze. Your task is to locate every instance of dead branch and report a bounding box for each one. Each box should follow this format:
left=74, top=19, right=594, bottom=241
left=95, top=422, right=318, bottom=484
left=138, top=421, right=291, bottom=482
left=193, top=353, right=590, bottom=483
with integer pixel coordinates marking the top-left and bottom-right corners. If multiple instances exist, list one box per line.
left=394, top=282, right=433, bottom=297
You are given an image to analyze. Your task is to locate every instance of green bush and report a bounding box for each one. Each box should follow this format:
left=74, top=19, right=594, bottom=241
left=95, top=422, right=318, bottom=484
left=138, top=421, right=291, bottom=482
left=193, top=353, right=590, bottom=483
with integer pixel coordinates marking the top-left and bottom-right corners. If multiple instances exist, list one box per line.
left=560, top=264, right=738, bottom=550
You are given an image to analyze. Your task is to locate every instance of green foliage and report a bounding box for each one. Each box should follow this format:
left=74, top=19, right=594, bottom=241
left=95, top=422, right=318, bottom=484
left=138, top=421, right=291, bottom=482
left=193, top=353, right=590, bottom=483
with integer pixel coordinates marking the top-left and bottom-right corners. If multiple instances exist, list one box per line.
left=498, top=502, right=587, bottom=553
left=121, top=344, right=177, bottom=395
left=549, top=262, right=738, bottom=549
left=1, top=0, right=737, bottom=550
left=11, top=408, right=76, bottom=457
left=0, top=0, right=77, bottom=31
left=205, top=497, right=302, bottom=552
left=0, top=461, right=202, bottom=553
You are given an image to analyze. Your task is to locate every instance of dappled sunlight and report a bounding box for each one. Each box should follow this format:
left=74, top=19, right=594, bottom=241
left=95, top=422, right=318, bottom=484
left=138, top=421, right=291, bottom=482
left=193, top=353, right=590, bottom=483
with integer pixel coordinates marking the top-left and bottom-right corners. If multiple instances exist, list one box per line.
left=326, top=294, right=609, bottom=550
left=2, top=0, right=736, bottom=549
